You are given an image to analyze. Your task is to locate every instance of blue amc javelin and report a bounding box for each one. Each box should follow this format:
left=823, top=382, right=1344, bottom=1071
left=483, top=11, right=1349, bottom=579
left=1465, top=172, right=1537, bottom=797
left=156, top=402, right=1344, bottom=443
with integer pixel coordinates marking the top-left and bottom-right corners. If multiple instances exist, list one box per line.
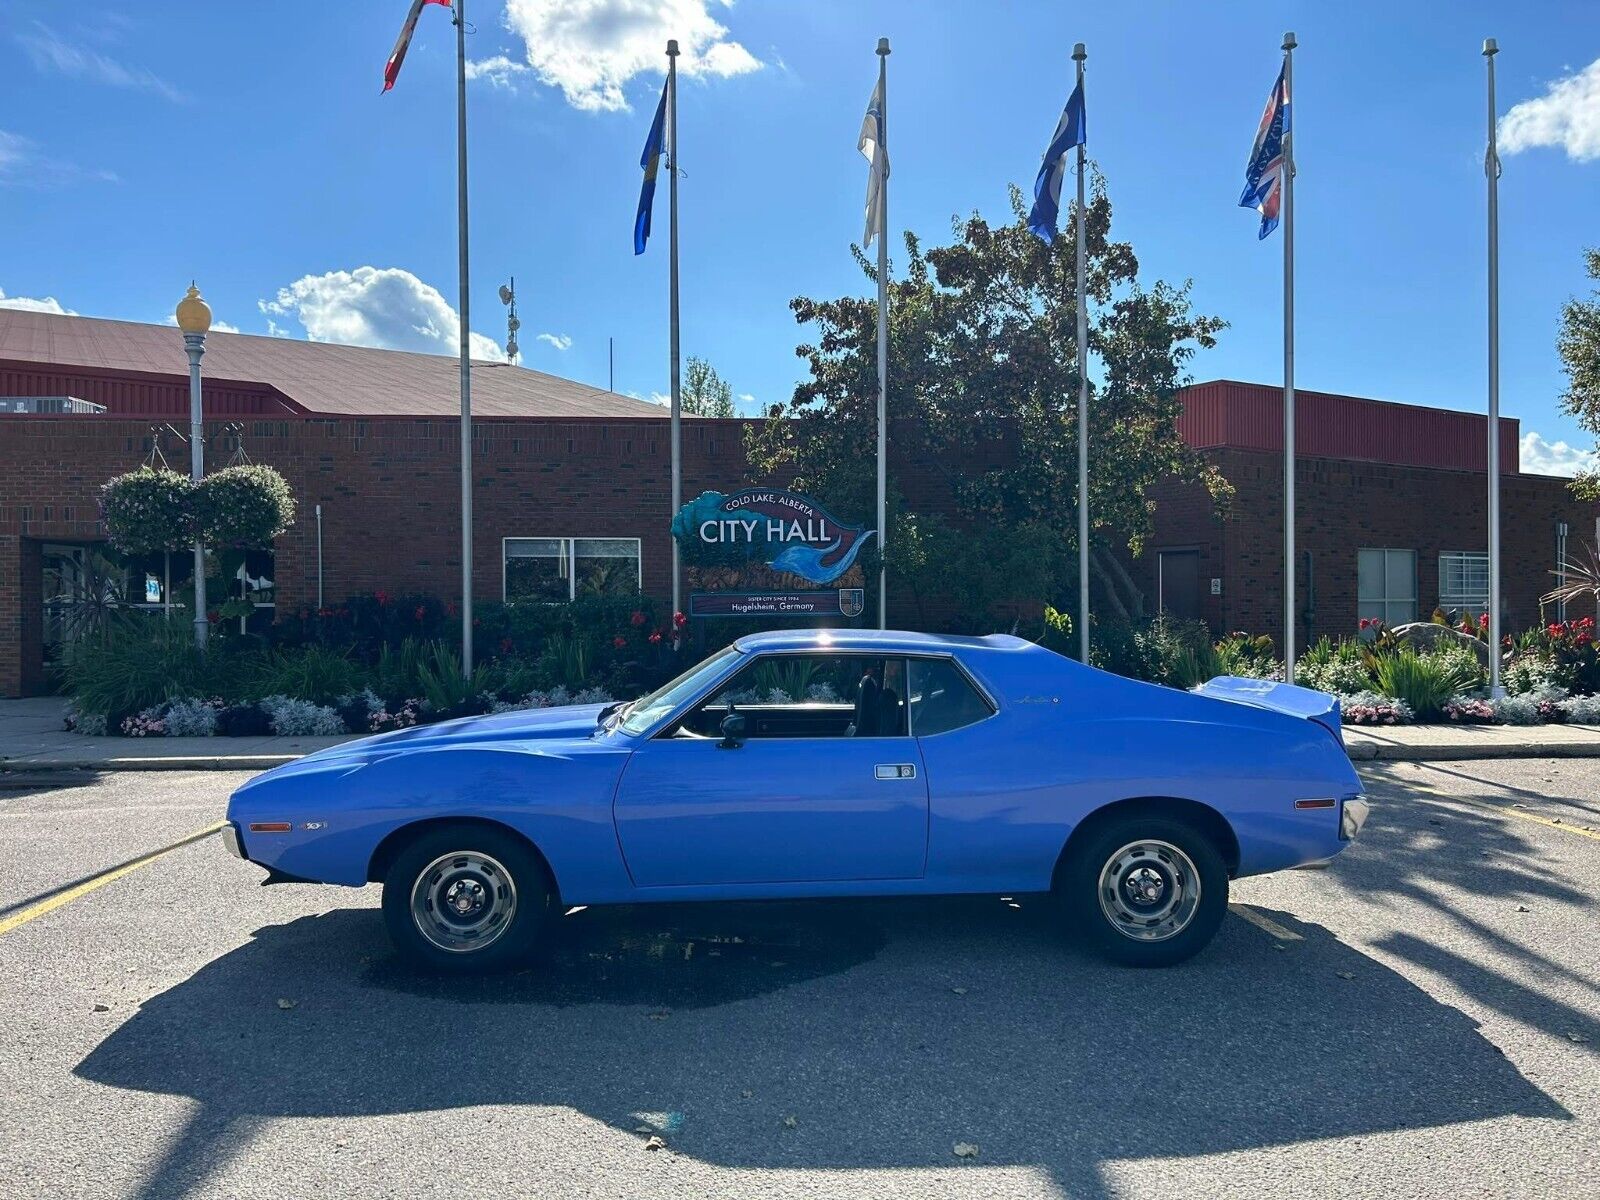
left=224, top=630, right=1368, bottom=972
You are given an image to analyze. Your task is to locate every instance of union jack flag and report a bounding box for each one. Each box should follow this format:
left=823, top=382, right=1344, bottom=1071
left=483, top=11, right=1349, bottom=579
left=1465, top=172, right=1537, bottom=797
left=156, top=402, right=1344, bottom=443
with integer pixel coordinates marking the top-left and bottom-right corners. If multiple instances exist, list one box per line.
left=1239, top=65, right=1290, bottom=239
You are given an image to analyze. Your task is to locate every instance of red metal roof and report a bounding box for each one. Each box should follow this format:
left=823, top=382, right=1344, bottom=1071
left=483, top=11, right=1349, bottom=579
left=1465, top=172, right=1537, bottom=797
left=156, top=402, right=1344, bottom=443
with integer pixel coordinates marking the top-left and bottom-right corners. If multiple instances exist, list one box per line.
left=0, top=310, right=664, bottom=420
left=1177, top=380, right=1521, bottom=474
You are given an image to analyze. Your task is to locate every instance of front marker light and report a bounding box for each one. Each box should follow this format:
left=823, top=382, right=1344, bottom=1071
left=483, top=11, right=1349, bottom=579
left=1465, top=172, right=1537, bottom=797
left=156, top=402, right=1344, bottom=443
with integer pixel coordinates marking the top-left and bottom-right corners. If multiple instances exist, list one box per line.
left=248, top=822, right=292, bottom=833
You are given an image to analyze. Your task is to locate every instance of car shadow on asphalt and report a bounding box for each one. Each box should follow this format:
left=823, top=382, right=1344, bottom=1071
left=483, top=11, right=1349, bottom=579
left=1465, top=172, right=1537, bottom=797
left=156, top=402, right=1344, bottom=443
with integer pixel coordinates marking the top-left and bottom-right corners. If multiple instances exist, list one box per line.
left=75, top=894, right=1567, bottom=1200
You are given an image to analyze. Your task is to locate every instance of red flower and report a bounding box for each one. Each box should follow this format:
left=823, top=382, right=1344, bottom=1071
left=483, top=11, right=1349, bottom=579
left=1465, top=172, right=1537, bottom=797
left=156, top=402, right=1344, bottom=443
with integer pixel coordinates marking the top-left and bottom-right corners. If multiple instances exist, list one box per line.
left=648, top=631, right=663, bottom=644
left=630, top=609, right=647, bottom=626
left=673, top=611, right=688, bottom=628
left=414, top=605, right=426, bottom=622
left=375, top=589, right=390, bottom=607
left=1358, top=618, right=1372, bottom=631
left=1478, top=612, right=1489, bottom=628
left=445, top=601, right=458, bottom=618
left=613, top=635, right=627, bottom=649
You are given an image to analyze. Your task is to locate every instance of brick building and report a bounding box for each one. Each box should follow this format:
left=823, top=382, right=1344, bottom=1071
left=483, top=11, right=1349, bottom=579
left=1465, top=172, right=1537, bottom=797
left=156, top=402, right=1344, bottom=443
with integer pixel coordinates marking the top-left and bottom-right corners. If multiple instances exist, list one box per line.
left=1, top=310, right=1595, bottom=696
left=1132, top=381, right=1597, bottom=644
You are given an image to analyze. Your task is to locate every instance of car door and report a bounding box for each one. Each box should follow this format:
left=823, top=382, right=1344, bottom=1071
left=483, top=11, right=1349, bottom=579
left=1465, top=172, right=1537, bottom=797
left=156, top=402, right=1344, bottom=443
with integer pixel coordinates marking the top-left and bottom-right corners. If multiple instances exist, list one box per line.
left=612, top=653, right=930, bottom=888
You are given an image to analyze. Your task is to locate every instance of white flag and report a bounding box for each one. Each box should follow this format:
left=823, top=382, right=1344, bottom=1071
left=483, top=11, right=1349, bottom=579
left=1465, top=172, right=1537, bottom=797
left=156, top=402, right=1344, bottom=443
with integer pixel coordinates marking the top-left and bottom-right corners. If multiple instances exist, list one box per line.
left=859, top=76, right=889, bottom=248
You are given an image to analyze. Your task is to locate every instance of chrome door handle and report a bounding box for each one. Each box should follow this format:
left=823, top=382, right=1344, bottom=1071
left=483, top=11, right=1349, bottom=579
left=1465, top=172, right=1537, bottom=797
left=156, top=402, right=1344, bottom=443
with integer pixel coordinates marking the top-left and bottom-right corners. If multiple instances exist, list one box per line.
left=875, top=764, right=916, bottom=780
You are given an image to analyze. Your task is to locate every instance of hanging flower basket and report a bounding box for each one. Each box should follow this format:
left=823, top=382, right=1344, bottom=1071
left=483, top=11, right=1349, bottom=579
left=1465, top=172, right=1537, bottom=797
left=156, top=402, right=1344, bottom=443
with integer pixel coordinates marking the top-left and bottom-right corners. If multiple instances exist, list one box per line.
left=100, top=467, right=195, bottom=555
left=193, top=464, right=297, bottom=549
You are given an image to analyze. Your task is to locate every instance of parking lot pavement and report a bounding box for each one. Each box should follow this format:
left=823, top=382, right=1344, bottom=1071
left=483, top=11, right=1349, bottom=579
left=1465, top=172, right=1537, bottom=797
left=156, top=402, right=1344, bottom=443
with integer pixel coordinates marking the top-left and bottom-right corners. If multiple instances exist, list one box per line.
left=1, top=765, right=1598, bottom=1200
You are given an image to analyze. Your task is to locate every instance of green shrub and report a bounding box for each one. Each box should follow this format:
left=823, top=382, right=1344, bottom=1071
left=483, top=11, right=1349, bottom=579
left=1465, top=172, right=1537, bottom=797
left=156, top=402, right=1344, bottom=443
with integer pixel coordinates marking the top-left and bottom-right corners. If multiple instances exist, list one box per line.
left=249, top=644, right=365, bottom=706
left=1297, top=636, right=1373, bottom=695
left=415, top=641, right=490, bottom=713
left=63, top=626, right=213, bottom=717
left=1373, top=648, right=1480, bottom=720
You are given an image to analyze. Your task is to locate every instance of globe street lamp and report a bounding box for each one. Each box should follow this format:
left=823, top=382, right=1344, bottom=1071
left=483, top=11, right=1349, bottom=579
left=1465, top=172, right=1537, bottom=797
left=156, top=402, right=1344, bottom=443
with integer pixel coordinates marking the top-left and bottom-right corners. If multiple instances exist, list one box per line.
left=175, top=283, right=211, bottom=648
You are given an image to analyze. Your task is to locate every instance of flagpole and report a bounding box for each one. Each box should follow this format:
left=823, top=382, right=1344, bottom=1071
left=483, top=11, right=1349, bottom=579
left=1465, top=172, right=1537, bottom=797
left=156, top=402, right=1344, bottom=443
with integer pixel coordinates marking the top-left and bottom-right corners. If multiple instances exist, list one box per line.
left=1073, top=42, right=1090, bottom=664
left=1281, top=30, right=1297, bottom=683
left=875, top=37, right=890, bottom=630
left=667, top=40, right=682, bottom=623
left=1485, top=37, right=1504, bottom=697
left=454, top=0, right=474, bottom=676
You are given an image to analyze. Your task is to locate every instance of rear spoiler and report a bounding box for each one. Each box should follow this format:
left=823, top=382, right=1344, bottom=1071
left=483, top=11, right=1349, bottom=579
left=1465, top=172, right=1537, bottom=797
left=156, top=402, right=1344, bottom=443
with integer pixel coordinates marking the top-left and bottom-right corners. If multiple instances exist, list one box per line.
left=1192, top=676, right=1343, bottom=744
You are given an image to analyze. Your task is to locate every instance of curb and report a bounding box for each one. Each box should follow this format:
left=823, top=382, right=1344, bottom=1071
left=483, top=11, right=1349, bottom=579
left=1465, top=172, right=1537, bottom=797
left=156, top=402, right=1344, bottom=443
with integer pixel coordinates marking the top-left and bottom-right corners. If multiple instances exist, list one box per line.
left=1348, top=742, right=1600, bottom=762
left=1, top=756, right=303, bottom=773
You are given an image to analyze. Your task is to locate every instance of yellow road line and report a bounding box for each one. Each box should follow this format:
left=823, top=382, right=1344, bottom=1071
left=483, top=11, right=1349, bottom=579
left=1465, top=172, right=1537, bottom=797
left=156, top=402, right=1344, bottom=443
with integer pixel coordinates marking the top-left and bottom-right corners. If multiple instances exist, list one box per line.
left=0, top=821, right=224, bottom=937
left=1228, top=903, right=1303, bottom=942
left=1396, top=779, right=1600, bottom=844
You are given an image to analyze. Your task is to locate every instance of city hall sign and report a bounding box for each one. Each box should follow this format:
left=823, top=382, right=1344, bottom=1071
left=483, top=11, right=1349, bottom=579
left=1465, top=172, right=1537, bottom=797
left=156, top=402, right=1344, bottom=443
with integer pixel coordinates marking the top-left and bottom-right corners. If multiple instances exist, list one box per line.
left=671, top=489, right=875, bottom=586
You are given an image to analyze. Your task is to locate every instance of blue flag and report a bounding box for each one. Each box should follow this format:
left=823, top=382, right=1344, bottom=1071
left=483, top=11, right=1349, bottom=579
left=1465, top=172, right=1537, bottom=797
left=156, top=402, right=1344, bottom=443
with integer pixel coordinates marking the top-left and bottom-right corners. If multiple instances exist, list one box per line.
left=1239, top=65, right=1290, bottom=239
left=1027, top=79, right=1086, bottom=243
left=634, top=80, right=668, bottom=256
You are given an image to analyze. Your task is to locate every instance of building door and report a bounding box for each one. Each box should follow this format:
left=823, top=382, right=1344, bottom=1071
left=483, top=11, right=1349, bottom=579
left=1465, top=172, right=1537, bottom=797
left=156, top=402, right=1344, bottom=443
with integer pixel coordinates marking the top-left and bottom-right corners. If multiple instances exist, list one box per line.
left=1157, top=550, right=1201, bottom=622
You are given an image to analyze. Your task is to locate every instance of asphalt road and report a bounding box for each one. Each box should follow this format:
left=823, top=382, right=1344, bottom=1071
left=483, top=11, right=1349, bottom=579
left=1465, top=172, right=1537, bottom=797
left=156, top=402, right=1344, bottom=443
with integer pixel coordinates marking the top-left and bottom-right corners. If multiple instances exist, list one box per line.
left=1, top=761, right=1598, bottom=1200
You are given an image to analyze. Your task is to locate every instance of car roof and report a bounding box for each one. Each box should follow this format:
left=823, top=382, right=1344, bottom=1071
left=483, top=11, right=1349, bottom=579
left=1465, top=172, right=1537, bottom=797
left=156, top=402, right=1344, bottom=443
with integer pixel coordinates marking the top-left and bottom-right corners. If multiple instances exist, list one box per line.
left=732, top=629, right=1035, bottom=655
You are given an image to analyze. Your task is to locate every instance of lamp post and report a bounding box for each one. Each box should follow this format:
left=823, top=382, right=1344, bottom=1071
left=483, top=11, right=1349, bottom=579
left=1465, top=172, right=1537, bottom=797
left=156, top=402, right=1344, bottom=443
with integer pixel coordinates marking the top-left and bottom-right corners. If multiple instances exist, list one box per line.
left=175, top=283, right=211, bottom=649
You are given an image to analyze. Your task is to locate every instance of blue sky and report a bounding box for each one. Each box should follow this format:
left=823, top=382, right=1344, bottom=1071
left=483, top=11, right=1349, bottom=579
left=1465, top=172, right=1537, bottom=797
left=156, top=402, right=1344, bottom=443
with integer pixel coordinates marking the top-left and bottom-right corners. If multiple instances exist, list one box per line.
left=3, top=1, right=1598, bottom=472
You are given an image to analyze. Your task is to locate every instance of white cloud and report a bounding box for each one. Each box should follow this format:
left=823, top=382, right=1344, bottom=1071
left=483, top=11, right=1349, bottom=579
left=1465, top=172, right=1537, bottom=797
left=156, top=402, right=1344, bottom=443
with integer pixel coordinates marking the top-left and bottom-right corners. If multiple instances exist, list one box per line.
left=0, top=285, right=75, bottom=315
left=465, top=55, right=531, bottom=90
left=260, top=267, right=506, bottom=361
left=161, top=313, right=241, bottom=334
left=497, top=0, right=761, bottom=112
left=536, top=332, right=573, bottom=351
left=1499, top=57, right=1600, bottom=162
left=0, top=129, right=117, bottom=188
left=15, top=21, right=183, bottom=102
left=1521, top=430, right=1597, bottom=477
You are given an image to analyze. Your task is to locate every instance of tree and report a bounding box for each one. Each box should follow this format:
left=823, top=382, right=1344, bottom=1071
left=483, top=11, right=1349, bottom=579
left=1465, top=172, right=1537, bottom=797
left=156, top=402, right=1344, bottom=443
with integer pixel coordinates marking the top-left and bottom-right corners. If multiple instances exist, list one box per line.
left=1558, top=248, right=1600, bottom=501
left=682, top=355, right=736, bottom=417
left=745, top=175, right=1231, bottom=629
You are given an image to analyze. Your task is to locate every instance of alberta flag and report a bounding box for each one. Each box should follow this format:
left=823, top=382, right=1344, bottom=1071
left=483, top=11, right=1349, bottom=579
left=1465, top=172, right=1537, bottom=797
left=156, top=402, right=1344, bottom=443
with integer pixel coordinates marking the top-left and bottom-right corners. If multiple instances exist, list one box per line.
left=1026, top=78, right=1086, bottom=243
left=1239, top=65, right=1290, bottom=239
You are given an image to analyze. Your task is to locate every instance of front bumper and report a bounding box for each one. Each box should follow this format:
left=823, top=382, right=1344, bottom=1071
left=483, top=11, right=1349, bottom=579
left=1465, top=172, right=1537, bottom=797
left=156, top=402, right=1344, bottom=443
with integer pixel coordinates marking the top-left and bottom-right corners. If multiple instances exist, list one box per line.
left=221, top=822, right=246, bottom=860
left=1340, top=797, right=1371, bottom=841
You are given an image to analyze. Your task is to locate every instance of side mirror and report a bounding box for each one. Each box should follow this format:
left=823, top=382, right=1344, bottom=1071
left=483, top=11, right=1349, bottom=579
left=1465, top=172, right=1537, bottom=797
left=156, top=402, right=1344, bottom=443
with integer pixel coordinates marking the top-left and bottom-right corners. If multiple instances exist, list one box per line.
left=718, top=712, right=746, bottom=749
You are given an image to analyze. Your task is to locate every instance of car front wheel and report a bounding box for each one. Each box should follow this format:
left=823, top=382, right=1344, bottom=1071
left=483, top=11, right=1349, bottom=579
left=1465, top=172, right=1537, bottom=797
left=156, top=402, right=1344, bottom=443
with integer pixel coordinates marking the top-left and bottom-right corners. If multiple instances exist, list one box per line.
left=1060, top=815, right=1228, bottom=967
left=381, top=825, right=551, bottom=973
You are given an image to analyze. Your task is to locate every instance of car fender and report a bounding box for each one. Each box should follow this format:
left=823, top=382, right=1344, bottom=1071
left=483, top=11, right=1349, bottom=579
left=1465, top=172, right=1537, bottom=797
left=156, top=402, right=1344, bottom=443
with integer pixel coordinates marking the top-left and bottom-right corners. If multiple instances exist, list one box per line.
left=227, top=741, right=635, bottom=895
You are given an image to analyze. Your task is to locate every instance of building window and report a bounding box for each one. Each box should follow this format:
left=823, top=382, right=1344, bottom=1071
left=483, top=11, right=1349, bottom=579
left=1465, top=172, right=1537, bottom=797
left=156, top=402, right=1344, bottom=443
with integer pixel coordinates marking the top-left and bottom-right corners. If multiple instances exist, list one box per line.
left=1438, top=551, right=1490, bottom=615
left=1357, top=548, right=1416, bottom=630
left=503, top=537, right=641, bottom=603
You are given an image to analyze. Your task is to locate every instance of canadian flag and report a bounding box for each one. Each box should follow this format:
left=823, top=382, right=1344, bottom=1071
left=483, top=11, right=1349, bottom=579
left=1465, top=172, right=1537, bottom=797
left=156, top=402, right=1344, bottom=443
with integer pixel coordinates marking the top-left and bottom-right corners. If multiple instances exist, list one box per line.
left=383, top=0, right=451, bottom=93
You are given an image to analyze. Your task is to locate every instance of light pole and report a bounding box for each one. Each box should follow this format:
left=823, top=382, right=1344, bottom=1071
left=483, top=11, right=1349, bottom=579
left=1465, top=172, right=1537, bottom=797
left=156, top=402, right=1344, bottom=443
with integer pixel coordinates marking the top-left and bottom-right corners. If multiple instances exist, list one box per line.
left=175, top=283, right=211, bottom=649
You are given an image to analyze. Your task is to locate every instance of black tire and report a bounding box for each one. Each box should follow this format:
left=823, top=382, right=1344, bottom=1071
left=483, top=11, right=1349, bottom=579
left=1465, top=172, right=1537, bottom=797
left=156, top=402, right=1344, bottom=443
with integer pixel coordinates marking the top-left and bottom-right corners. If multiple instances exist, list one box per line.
left=381, top=824, right=552, bottom=974
left=1059, top=814, right=1228, bottom=967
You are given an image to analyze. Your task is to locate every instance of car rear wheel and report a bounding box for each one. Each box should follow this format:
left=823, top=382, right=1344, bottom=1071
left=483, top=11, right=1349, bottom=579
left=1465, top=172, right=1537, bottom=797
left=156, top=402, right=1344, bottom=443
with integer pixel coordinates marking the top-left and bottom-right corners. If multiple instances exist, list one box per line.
left=381, top=825, right=551, bottom=973
left=1059, top=815, right=1228, bottom=967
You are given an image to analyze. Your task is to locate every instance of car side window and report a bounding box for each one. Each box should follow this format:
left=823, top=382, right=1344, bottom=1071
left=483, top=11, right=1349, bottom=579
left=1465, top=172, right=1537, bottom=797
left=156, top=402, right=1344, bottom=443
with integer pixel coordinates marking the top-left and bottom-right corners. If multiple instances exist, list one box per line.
left=673, top=654, right=909, bottom=739
left=908, top=658, right=993, bottom=737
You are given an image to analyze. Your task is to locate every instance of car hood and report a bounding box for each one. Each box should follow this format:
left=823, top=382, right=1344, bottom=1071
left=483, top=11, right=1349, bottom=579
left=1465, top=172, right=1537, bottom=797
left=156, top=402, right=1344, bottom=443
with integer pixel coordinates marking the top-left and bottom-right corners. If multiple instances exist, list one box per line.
left=259, top=702, right=615, bottom=779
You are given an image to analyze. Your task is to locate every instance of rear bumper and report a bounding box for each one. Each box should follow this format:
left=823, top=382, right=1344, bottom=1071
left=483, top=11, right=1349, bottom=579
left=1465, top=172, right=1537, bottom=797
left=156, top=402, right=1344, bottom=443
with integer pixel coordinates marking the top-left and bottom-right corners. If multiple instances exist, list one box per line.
left=1340, top=797, right=1370, bottom=841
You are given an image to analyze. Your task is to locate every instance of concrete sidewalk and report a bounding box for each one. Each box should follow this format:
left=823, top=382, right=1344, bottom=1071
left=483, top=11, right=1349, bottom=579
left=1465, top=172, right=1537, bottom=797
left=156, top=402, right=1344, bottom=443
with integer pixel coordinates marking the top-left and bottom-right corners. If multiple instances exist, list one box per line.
left=3, top=696, right=1600, bottom=771
left=0, top=698, right=354, bottom=771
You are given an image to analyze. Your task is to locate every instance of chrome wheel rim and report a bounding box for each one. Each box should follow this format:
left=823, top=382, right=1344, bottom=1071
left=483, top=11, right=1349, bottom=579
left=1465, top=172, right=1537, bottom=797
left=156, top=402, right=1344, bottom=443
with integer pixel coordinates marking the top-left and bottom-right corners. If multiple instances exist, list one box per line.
left=1096, top=840, right=1201, bottom=943
left=410, top=851, right=518, bottom=953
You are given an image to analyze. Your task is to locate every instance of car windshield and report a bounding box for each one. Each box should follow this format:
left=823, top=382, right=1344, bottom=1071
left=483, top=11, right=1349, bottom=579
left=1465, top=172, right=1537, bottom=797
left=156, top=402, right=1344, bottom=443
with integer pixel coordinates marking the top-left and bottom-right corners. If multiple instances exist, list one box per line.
left=617, top=645, right=742, bottom=735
